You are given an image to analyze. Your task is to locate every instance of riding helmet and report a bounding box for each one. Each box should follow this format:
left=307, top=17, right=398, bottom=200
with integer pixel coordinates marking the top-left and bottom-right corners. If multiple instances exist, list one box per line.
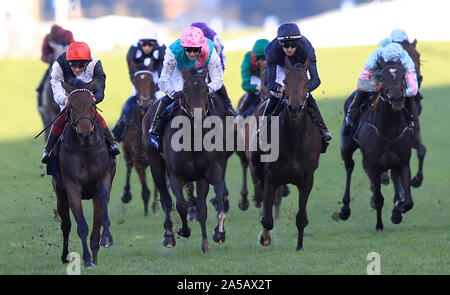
left=277, top=23, right=301, bottom=41
left=66, top=42, right=91, bottom=61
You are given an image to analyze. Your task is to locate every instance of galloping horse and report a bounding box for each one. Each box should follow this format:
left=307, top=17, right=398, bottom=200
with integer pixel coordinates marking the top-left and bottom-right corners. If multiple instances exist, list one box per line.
left=339, top=60, right=415, bottom=230
left=254, top=57, right=322, bottom=251
left=236, top=62, right=289, bottom=215
left=142, top=66, right=228, bottom=253
left=119, top=61, right=158, bottom=216
left=52, top=80, right=116, bottom=268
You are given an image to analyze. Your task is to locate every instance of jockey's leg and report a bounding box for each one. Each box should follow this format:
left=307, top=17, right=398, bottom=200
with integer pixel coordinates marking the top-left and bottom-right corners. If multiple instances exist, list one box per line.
left=96, top=113, right=120, bottom=156
left=41, top=110, right=66, bottom=164
left=216, top=85, right=236, bottom=115
left=238, top=92, right=257, bottom=115
left=112, top=95, right=137, bottom=141
left=149, top=95, right=173, bottom=136
left=307, top=95, right=332, bottom=142
left=345, top=90, right=367, bottom=127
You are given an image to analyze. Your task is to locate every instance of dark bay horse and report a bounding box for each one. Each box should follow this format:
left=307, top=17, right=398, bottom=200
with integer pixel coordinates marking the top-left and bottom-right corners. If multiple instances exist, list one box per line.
left=38, top=67, right=61, bottom=140
left=339, top=60, right=415, bottom=230
left=119, top=61, right=158, bottom=216
left=142, top=67, right=228, bottom=253
left=254, top=57, right=322, bottom=251
left=52, top=80, right=115, bottom=268
left=236, top=62, right=289, bottom=214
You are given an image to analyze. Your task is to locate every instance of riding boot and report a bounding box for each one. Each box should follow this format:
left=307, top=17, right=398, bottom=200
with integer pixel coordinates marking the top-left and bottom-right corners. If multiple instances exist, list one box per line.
left=111, top=112, right=127, bottom=142
left=41, top=133, right=59, bottom=164
left=307, top=96, right=332, bottom=141
left=217, top=85, right=236, bottom=116
left=238, top=92, right=256, bottom=115
left=149, top=98, right=171, bottom=136
left=345, top=90, right=366, bottom=127
left=102, top=127, right=121, bottom=156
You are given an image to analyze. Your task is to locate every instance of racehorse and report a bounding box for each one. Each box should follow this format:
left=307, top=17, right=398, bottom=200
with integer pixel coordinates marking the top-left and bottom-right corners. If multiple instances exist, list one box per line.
left=142, top=66, right=228, bottom=253
left=119, top=61, right=158, bottom=216
left=254, top=57, right=322, bottom=250
left=236, top=61, right=289, bottom=216
left=339, top=59, right=415, bottom=230
left=52, top=80, right=116, bottom=268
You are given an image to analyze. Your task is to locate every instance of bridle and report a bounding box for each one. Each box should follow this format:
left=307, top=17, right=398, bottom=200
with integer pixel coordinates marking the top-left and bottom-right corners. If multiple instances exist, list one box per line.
left=66, top=88, right=97, bottom=133
left=133, top=70, right=156, bottom=107
left=284, top=67, right=309, bottom=111
left=179, top=74, right=209, bottom=119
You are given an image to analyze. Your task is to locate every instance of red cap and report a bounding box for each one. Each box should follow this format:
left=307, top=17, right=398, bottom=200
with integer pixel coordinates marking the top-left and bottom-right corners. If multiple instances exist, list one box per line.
left=66, top=42, right=91, bottom=61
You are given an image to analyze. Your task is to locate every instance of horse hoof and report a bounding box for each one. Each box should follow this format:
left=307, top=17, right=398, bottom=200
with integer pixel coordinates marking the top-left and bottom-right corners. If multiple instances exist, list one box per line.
left=177, top=226, right=191, bottom=238
left=258, top=230, right=271, bottom=246
left=83, top=261, right=95, bottom=269
left=296, top=246, right=303, bottom=251
left=380, top=172, right=390, bottom=185
left=391, top=209, right=403, bottom=224
left=338, top=207, right=351, bottom=220
left=238, top=199, right=249, bottom=211
left=100, top=235, right=114, bottom=248
left=121, top=191, right=132, bottom=204
left=252, top=196, right=262, bottom=208
left=162, top=234, right=176, bottom=248
left=201, top=240, right=210, bottom=254
left=61, top=256, right=69, bottom=264
left=212, top=229, right=226, bottom=244
left=375, top=224, right=384, bottom=231
left=411, top=173, right=423, bottom=188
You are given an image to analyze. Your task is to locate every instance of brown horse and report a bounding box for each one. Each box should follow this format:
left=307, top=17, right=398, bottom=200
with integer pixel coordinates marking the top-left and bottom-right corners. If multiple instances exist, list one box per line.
left=51, top=80, right=116, bottom=268
left=236, top=61, right=289, bottom=218
left=253, top=57, right=322, bottom=251
left=119, top=61, right=158, bottom=216
left=38, top=68, right=61, bottom=140
left=339, top=60, right=415, bottom=230
left=142, top=66, right=228, bottom=253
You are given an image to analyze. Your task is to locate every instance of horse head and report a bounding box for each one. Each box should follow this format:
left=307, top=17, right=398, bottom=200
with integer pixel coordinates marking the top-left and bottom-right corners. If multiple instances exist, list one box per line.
left=283, top=56, right=310, bottom=119
left=401, top=40, right=422, bottom=88
left=179, top=66, right=209, bottom=118
left=61, top=80, right=98, bottom=146
left=379, top=59, right=406, bottom=112
left=130, top=60, right=156, bottom=109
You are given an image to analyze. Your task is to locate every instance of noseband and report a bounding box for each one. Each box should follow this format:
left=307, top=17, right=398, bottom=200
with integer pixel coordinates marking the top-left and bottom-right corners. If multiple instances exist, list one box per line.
left=284, top=67, right=309, bottom=111
left=134, top=70, right=155, bottom=107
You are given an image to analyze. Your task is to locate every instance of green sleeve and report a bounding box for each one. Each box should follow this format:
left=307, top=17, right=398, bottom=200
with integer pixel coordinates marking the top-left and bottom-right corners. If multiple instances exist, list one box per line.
left=241, top=52, right=257, bottom=93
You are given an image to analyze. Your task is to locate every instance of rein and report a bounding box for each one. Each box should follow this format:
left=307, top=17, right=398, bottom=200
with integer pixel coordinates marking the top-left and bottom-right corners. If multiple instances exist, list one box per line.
left=67, top=88, right=97, bottom=132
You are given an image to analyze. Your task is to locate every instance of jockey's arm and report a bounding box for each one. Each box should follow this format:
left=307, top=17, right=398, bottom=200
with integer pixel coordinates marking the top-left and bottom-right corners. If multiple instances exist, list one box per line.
left=206, top=50, right=224, bottom=94
left=158, top=49, right=177, bottom=98
left=307, top=60, right=321, bottom=92
left=50, top=61, right=67, bottom=108
left=357, top=49, right=382, bottom=92
left=402, top=54, right=419, bottom=97
left=92, top=60, right=106, bottom=104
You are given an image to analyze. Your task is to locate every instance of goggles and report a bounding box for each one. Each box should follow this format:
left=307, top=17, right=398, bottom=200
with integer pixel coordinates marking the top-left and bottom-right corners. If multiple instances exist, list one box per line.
left=184, top=47, right=201, bottom=53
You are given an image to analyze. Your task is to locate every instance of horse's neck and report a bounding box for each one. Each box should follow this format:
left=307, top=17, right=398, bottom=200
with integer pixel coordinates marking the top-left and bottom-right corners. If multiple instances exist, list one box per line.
left=279, top=109, right=310, bottom=146
left=374, top=102, right=407, bottom=135
left=63, top=124, right=104, bottom=151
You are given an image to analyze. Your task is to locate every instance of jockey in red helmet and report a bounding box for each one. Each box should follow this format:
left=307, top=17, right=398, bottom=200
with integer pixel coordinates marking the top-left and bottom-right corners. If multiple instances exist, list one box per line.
left=41, top=41, right=120, bottom=164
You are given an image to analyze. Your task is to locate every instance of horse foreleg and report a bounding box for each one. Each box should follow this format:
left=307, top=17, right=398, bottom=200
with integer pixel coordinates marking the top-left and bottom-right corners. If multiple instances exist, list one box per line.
left=185, top=182, right=197, bottom=222
left=339, top=137, right=357, bottom=220
left=259, top=175, right=276, bottom=246
left=121, top=158, right=133, bottom=204
left=98, top=185, right=113, bottom=249
left=411, top=141, right=426, bottom=188
left=390, top=168, right=404, bottom=224
left=91, top=198, right=103, bottom=265
left=296, top=174, right=313, bottom=251
left=208, top=163, right=226, bottom=244
left=134, top=163, right=150, bottom=216
left=399, top=165, right=414, bottom=213
left=237, top=151, right=250, bottom=211
left=169, top=171, right=190, bottom=239
left=66, top=183, right=94, bottom=268
left=55, top=185, right=71, bottom=264
left=196, top=178, right=210, bottom=254
left=367, top=167, right=384, bottom=231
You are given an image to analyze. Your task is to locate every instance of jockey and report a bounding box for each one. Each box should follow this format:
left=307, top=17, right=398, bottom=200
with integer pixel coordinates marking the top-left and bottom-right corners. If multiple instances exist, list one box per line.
left=237, top=39, right=270, bottom=115
left=41, top=41, right=120, bottom=164
left=111, top=27, right=166, bottom=141
left=191, top=22, right=235, bottom=115
left=148, top=26, right=224, bottom=139
left=37, top=24, right=75, bottom=108
left=264, top=23, right=332, bottom=149
left=344, top=42, right=419, bottom=128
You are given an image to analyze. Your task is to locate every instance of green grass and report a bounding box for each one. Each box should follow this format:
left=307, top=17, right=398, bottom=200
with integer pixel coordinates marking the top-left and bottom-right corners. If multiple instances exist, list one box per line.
left=0, top=41, right=449, bottom=275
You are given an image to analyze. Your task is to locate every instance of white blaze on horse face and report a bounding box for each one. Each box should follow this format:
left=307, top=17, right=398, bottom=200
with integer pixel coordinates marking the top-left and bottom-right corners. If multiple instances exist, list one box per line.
left=389, top=68, right=397, bottom=80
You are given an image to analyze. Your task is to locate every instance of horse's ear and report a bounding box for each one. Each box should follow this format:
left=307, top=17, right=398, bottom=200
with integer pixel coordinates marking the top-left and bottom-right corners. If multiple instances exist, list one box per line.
left=200, top=67, right=209, bottom=80
left=179, top=65, right=190, bottom=80
left=61, top=81, right=76, bottom=94
left=129, top=60, right=138, bottom=74
left=379, top=58, right=386, bottom=68
left=303, top=58, right=310, bottom=71
left=85, top=80, right=97, bottom=92
left=285, top=55, right=293, bottom=70
left=148, top=58, right=155, bottom=71
left=412, top=39, right=417, bottom=48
